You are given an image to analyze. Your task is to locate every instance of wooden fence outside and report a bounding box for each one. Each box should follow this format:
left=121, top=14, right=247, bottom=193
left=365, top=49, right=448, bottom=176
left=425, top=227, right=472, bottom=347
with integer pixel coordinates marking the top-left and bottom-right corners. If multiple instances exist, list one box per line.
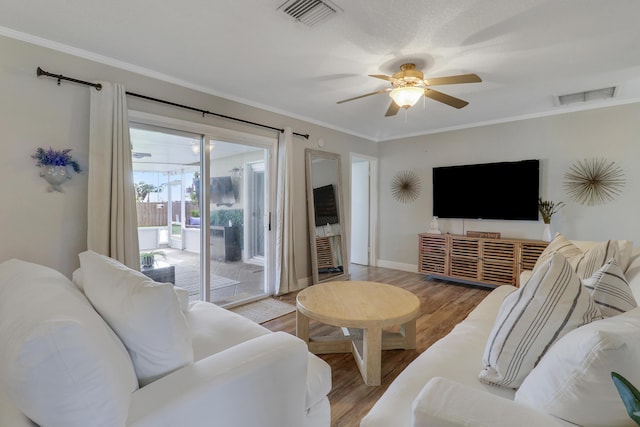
left=137, top=202, right=197, bottom=227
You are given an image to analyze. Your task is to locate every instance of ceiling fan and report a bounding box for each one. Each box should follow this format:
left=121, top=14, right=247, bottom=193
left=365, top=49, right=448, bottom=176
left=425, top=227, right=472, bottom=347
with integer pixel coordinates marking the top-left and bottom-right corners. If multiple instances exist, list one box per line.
left=336, top=63, right=482, bottom=117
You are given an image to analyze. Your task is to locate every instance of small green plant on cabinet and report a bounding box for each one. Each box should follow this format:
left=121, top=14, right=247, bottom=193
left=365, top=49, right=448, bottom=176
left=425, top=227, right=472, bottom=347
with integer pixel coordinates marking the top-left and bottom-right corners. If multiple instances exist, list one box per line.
left=611, top=372, right=640, bottom=425
left=538, top=198, right=565, bottom=224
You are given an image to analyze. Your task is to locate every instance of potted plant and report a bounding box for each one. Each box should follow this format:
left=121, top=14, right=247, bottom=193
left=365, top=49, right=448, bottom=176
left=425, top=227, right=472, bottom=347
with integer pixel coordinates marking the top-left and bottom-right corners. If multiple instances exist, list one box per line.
left=140, top=250, right=166, bottom=268
left=538, top=198, right=565, bottom=241
left=612, top=372, right=640, bottom=425
left=189, top=209, right=201, bottom=226
left=32, top=147, right=82, bottom=192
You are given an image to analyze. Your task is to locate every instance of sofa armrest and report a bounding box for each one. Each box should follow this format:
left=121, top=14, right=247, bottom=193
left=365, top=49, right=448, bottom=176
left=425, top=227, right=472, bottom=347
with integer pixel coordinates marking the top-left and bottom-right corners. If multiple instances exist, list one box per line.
left=412, top=377, right=568, bottom=427
left=127, top=332, right=309, bottom=427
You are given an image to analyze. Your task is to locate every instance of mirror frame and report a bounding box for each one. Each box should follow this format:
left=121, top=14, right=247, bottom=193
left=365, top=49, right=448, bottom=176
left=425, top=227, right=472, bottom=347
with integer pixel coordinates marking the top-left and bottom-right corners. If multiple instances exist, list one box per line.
left=305, top=149, right=349, bottom=284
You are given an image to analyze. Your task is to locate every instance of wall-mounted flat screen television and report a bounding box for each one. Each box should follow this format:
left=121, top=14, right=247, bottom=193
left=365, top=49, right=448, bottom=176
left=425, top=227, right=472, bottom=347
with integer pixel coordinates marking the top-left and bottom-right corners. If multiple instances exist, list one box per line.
left=211, top=176, right=236, bottom=206
left=433, top=159, right=539, bottom=220
left=313, top=184, right=339, bottom=225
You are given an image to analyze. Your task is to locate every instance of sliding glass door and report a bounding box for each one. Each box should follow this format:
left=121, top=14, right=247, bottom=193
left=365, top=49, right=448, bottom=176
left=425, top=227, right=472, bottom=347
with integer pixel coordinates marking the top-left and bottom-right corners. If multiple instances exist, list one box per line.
left=206, top=139, right=271, bottom=304
left=130, top=118, right=275, bottom=306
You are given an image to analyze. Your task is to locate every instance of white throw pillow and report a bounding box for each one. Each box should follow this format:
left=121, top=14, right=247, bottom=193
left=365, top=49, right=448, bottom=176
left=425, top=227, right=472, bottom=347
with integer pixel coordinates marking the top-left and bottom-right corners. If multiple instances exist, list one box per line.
left=515, top=306, right=640, bottom=427
left=174, top=286, right=190, bottom=312
left=583, top=258, right=637, bottom=317
left=479, top=253, right=602, bottom=388
left=73, top=267, right=190, bottom=312
left=0, top=259, right=138, bottom=427
left=79, top=251, right=193, bottom=386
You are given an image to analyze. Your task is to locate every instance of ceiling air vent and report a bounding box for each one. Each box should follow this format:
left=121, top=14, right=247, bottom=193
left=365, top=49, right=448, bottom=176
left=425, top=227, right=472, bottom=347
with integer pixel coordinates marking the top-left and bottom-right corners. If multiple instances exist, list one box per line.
left=557, top=87, right=616, bottom=105
left=278, top=0, right=342, bottom=27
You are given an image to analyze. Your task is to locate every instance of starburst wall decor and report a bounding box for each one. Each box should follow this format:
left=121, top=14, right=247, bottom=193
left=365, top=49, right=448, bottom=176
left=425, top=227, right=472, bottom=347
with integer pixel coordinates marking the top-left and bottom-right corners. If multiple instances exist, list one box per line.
left=563, top=158, right=625, bottom=206
left=390, top=170, right=421, bottom=203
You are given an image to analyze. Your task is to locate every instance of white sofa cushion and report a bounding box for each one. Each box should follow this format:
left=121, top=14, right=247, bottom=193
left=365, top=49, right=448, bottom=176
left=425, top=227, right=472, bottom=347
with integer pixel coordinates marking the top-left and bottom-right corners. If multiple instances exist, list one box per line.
left=173, top=286, right=190, bottom=311
left=515, top=306, right=640, bottom=427
left=79, top=250, right=193, bottom=386
left=0, top=259, right=138, bottom=427
left=583, top=258, right=637, bottom=317
left=184, top=300, right=332, bottom=411
left=624, top=249, right=640, bottom=301
left=413, top=377, right=571, bottom=427
left=479, top=253, right=602, bottom=388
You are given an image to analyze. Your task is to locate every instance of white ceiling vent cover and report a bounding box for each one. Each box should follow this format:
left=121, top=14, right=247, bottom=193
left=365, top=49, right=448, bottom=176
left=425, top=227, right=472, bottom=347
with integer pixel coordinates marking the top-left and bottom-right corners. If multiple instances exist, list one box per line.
left=278, top=0, right=342, bottom=27
left=558, top=87, right=616, bottom=105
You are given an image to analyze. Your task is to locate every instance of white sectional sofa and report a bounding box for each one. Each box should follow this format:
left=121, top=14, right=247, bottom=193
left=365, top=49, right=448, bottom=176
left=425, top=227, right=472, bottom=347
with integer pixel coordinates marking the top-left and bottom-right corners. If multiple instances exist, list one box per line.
left=0, top=252, right=331, bottom=427
left=362, top=238, right=640, bottom=427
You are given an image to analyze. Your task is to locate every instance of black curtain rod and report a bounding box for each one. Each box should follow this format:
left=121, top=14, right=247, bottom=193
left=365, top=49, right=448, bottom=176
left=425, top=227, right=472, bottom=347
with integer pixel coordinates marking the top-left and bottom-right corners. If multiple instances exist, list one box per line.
left=36, top=67, right=310, bottom=139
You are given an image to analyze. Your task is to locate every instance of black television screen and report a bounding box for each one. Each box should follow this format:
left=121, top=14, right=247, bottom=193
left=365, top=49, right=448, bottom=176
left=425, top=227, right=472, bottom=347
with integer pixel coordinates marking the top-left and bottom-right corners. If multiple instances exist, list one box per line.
left=433, top=159, right=539, bottom=220
left=313, top=184, right=339, bottom=225
left=210, top=176, right=236, bottom=206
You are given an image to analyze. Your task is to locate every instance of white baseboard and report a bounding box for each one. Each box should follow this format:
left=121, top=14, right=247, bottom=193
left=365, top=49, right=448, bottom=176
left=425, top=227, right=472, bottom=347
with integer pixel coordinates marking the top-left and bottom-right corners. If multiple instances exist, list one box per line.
left=376, top=259, right=419, bottom=273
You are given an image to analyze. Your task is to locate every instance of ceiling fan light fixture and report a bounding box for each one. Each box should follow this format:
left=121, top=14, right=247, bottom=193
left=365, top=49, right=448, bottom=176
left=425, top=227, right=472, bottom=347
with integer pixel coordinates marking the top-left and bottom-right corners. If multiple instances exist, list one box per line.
left=389, top=86, right=424, bottom=109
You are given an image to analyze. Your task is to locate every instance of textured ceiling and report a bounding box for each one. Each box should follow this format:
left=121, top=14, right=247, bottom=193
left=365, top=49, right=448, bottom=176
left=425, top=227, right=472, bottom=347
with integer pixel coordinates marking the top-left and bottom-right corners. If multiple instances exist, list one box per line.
left=2, top=0, right=640, bottom=141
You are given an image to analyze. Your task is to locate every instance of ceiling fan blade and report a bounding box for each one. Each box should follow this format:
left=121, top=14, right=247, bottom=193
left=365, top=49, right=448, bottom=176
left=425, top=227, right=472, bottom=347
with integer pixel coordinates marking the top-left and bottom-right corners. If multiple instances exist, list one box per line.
left=424, top=88, right=469, bottom=109
left=369, top=74, right=395, bottom=82
left=424, top=73, right=482, bottom=86
left=385, top=101, right=401, bottom=117
left=336, top=89, right=388, bottom=104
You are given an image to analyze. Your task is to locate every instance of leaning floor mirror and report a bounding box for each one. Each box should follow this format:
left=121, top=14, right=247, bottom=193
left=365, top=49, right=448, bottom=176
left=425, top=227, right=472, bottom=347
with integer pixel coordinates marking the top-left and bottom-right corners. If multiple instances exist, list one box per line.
left=305, top=149, right=349, bottom=284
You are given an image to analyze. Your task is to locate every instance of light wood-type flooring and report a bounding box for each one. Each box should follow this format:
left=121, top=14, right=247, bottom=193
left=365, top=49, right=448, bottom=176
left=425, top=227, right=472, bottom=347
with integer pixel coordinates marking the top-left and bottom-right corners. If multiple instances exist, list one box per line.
left=263, top=264, right=492, bottom=427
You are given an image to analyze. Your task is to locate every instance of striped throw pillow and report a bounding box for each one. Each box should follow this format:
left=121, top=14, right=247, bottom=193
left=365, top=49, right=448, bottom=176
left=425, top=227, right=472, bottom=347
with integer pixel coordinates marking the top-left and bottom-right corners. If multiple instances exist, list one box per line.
left=479, top=253, right=602, bottom=389
left=534, top=233, right=582, bottom=270
left=568, top=240, right=620, bottom=279
left=534, top=233, right=623, bottom=279
left=582, top=258, right=637, bottom=317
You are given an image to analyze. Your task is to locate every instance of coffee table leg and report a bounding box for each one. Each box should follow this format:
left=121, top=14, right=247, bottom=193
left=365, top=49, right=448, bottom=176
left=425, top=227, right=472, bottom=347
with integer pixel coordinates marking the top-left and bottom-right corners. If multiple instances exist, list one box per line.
left=296, top=309, right=309, bottom=345
left=362, top=326, right=382, bottom=386
left=402, top=318, right=417, bottom=350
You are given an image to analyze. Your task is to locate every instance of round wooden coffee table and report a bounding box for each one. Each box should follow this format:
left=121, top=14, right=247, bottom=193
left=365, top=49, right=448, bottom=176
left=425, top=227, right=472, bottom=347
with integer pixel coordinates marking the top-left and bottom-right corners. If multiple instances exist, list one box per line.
left=296, top=281, right=420, bottom=386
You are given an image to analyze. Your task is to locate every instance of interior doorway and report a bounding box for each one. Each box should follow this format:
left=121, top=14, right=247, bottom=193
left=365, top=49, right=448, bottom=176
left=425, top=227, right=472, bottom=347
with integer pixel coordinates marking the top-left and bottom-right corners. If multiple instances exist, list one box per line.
left=350, top=154, right=377, bottom=266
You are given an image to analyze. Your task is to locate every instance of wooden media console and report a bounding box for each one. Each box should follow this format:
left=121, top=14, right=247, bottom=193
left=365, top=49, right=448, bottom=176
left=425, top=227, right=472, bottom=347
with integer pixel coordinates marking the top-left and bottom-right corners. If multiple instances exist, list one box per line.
left=418, top=233, right=548, bottom=287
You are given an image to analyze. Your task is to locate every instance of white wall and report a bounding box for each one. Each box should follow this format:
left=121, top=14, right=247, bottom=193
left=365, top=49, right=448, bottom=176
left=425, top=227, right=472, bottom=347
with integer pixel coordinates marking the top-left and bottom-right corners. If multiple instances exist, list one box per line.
left=377, top=103, right=640, bottom=271
left=0, top=35, right=376, bottom=278
left=8, top=33, right=637, bottom=280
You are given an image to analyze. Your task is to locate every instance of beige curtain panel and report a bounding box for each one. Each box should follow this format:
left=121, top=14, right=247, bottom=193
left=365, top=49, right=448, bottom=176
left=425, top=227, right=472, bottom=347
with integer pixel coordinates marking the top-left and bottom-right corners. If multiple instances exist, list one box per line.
left=88, top=82, right=140, bottom=269
left=275, top=127, right=300, bottom=295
